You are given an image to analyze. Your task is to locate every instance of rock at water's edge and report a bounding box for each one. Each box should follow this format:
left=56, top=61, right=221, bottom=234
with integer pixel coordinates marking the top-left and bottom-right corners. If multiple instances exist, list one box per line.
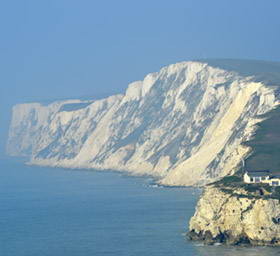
left=188, top=186, right=280, bottom=246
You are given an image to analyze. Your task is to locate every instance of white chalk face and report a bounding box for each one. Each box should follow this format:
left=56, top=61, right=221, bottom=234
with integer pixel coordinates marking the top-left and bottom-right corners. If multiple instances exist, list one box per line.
left=6, top=61, right=279, bottom=186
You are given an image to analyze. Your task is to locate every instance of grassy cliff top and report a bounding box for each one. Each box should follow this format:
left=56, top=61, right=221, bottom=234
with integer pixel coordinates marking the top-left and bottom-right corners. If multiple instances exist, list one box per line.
left=212, top=175, right=280, bottom=200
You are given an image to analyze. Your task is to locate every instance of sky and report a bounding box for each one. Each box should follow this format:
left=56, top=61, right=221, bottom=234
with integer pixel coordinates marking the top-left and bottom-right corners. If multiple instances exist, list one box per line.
left=1, top=0, right=280, bottom=157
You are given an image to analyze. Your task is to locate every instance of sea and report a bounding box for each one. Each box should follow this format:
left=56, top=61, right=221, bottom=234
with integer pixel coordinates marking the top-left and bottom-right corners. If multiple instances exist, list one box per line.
left=1, top=158, right=280, bottom=256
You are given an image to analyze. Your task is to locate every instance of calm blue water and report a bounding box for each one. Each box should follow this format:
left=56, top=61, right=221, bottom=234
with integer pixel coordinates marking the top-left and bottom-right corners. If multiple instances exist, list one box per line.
left=1, top=158, right=280, bottom=256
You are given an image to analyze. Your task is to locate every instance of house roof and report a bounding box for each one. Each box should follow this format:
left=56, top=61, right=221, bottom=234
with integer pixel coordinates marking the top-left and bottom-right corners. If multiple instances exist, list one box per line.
left=270, top=174, right=280, bottom=179
left=246, top=170, right=270, bottom=177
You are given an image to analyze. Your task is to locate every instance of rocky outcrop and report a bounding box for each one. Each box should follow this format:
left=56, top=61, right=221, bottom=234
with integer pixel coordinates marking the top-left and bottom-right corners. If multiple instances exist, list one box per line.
left=189, top=186, right=280, bottom=246
left=6, top=61, right=279, bottom=186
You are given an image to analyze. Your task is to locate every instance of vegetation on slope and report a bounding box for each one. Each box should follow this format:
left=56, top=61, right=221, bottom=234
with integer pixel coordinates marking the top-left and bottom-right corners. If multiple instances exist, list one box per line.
left=244, top=106, right=280, bottom=173
left=212, top=174, right=280, bottom=200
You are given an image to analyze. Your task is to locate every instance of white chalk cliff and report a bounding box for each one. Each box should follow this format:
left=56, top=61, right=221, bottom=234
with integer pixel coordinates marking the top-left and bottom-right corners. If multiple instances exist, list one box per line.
left=7, top=61, right=279, bottom=186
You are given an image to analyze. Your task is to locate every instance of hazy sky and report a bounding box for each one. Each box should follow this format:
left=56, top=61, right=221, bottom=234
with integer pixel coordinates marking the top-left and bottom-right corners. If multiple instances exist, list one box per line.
left=1, top=0, right=280, bottom=156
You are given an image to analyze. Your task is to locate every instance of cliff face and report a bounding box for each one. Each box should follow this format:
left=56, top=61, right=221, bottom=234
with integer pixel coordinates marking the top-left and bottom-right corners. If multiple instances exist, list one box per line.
left=189, top=186, right=280, bottom=246
left=6, top=61, right=279, bottom=186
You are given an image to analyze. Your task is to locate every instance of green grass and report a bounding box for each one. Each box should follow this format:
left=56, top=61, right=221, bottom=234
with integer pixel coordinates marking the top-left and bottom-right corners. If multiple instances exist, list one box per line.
left=244, top=106, right=280, bottom=173
left=212, top=175, right=280, bottom=199
left=273, top=187, right=280, bottom=198
left=214, top=175, right=242, bottom=185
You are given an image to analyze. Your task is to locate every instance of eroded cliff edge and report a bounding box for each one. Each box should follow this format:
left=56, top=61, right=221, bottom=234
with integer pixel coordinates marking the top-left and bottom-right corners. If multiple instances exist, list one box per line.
left=189, top=181, right=280, bottom=246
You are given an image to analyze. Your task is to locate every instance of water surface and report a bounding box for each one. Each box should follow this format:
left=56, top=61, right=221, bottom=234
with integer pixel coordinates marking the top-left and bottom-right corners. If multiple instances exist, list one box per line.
left=1, top=158, right=280, bottom=256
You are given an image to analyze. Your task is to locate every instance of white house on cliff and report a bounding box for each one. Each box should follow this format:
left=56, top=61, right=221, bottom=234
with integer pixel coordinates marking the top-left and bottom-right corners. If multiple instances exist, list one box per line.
left=244, top=170, right=280, bottom=186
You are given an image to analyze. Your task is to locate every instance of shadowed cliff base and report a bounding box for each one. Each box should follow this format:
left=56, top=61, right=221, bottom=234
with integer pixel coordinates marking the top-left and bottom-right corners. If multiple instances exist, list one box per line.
left=189, top=229, right=280, bottom=246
